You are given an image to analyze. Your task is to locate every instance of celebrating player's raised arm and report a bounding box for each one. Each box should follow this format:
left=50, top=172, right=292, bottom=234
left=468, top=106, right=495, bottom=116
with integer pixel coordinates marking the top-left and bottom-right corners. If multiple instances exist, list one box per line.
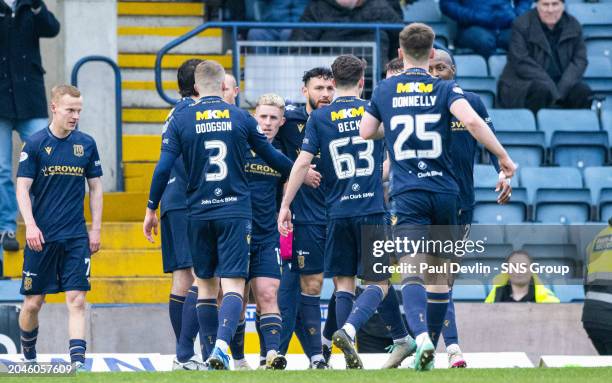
left=86, top=177, right=103, bottom=253
left=449, top=99, right=517, bottom=179
left=16, top=177, right=45, bottom=252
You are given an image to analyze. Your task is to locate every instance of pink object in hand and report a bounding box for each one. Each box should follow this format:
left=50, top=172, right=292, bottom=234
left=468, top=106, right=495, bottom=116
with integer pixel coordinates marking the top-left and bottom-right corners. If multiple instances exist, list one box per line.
left=280, top=231, right=293, bottom=260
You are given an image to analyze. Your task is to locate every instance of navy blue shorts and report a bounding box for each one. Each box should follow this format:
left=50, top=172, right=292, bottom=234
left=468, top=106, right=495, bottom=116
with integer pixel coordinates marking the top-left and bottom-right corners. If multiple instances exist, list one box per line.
left=248, top=240, right=282, bottom=280
left=20, top=237, right=90, bottom=295
left=161, top=209, right=193, bottom=273
left=325, top=213, right=389, bottom=281
left=188, top=218, right=251, bottom=279
left=390, top=191, right=461, bottom=257
left=291, top=223, right=325, bottom=275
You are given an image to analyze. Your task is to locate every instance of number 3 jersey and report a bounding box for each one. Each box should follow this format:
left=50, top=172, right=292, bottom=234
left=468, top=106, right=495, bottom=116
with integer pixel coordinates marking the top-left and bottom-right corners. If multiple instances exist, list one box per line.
left=366, top=68, right=465, bottom=197
left=302, top=96, right=385, bottom=219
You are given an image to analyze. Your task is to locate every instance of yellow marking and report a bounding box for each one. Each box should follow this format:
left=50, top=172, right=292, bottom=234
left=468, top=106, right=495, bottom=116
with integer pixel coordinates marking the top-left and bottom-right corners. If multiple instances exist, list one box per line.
left=123, top=81, right=178, bottom=91
left=123, top=135, right=161, bottom=162
left=123, top=108, right=172, bottom=123
left=118, top=2, right=204, bottom=16
left=118, top=26, right=221, bottom=37
left=118, top=54, right=239, bottom=69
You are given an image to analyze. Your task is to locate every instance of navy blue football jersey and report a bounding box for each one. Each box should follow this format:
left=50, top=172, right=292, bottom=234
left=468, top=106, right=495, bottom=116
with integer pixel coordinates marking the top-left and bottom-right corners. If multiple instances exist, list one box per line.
left=366, top=68, right=465, bottom=197
left=277, top=105, right=326, bottom=224
left=161, top=95, right=292, bottom=220
left=302, top=96, right=385, bottom=219
left=245, top=139, right=284, bottom=243
left=17, top=128, right=103, bottom=242
left=450, top=91, right=500, bottom=211
left=160, top=97, right=192, bottom=216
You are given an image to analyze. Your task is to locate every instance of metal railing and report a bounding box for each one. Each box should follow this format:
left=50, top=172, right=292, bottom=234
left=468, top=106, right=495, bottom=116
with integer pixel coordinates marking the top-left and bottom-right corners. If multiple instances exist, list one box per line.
left=154, top=21, right=408, bottom=106
left=71, top=56, right=124, bottom=192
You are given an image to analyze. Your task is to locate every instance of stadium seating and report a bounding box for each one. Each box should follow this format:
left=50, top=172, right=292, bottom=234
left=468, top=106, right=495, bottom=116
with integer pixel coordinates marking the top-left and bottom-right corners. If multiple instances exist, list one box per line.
left=522, top=244, right=580, bottom=277
left=550, top=131, right=609, bottom=169
left=468, top=224, right=505, bottom=244
left=552, top=283, right=585, bottom=303
left=586, top=38, right=612, bottom=59
left=602, top=110, right=612, bottom=145
left=599, top=188, right=612, bottom=221
left=536, top=109, right=600, bottom=145
left=473, top=187, right=528, bottom=223
left=474, top=164, right=519, bottom=188
left=506, top=225, right=570, bottom=248
left=584, top=56, right=612, bottom=94
left=488, top=109, right=536, bottom=132
left=519, top=167, right=583, bottom=204
left=0, top=279, right=22, bottom=303
left=496, top=131, right=546, bottom=168
left=568, top=2, right=612, bottom=39
left=451, top=281, right=488, bottom=301
left=403, top=0, right=450, bottom=45
left=534, top=188, right=592, bottom=223
left=488, top=55, right=507, bottom=79
left=584, top=166, right=612, bottom=204
left=455, top=55, right=488, bottom=76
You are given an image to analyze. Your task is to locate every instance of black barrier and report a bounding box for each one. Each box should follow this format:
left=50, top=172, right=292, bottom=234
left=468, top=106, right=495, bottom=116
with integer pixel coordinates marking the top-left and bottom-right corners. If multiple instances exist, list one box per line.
left=0, top=305, right=20, bottom=354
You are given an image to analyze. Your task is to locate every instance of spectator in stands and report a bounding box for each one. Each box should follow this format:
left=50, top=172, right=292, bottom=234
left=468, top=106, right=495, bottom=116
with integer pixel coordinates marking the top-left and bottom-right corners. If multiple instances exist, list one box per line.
left=485, top=250, right=560, bottom=303
left=440, top=0, right=532, bottom=58
left=291, top=0, right=403, bottom=63
left=582, top=218, right=612, bottom=355
left=0, top=0, right=60, bottom=251
left=498, top=0, right=592, bottom=113
left=247, top=0, right=308, bottom=42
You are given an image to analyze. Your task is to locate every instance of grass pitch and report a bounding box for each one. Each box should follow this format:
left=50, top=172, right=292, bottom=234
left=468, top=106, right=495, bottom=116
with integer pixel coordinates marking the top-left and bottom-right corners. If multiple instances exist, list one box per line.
left=2, top=367, right=612, bottom=383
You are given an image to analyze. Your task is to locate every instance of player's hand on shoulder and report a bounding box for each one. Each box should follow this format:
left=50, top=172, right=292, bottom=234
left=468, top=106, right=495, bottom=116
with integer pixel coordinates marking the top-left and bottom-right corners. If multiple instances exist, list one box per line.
left=277, top=206, right=293, bottom=237
left=88, top=229, right=101, bottom=254
left=25, top=223, right=44, bottom=252
left=495, top=171, right=512, bottom=205
left=304, top=164, right=321, bottom=188
left=143, top=208, right=159, bottom=243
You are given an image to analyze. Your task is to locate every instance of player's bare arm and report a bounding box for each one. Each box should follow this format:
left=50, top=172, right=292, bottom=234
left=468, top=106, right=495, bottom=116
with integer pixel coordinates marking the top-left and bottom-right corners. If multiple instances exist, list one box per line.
left=449, top=99, right=516, bottom=179
left=16, top=177, right=45, bottom=252
left=144, top=150, right=179, bottom=243
left=87, top=177, right=103, bottom=253
left=359, top=112, right=384, bottom=140
left=277, top=151, right=315, bottom=237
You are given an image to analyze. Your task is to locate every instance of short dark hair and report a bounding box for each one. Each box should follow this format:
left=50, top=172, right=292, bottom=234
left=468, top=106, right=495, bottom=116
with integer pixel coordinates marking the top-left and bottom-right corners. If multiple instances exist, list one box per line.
left=302, top=67, right=333, bottom=85
left=177, top=58, right=204, bottom=97
left=399, top=23, right=435, bottom=63
left=331, top=55, right=366, bottom=88
left=385, top=57, right=404, bottom=75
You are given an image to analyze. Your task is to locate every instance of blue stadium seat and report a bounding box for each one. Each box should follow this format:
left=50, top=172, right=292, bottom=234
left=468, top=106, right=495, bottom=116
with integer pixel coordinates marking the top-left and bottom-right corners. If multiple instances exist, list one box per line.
left=584, top=56, right=612, bottom=93
left=451, top=281, right=487, bottom=301
left=534, top=188, right=592, bottom=223
left=567, top=3, right=612, bottom=39
left=470, top=91, right=495, bottom=108
left=507, top=224, right=570, bottom=248
left=321, top=278, right=334, bottom=300
left=519, top=167, right=583, bottom=203
left=468, top=224, right=505, bottom=244
left=602, top=110, right=612, bottom=146
left=455, top=55, right=488, bottom=77
left=456, top=77, right=497, bottom=103
left=551, top=131, right=609, bottom=169
left=488, top=108, right=536, bottom=132
left=403, top=1, right=450, bottom=45
left=536, top=109, right=600, bottom=145
left=497, top=131, right=546, bottom=168
left=552, top=283, right=585, bottom=303
left=522, top=244, right=579, bottom=261
left=474, top=187, right=528, bottom=223
left=599, top=188, right=612, bottom=222
left=474, top=164, right=520, bottom=188
left=0, top=280, right=23, bottom=302
left=488, top=55, right=507, bottom=78
left=586, top=38, right=612, bottom=59
left=584, top=166, right=612, bottom=204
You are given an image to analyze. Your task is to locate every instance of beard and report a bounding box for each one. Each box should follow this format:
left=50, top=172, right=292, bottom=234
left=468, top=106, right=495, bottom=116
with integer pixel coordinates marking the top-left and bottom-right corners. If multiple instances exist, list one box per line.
left=309, top=96, right=330, bottom=110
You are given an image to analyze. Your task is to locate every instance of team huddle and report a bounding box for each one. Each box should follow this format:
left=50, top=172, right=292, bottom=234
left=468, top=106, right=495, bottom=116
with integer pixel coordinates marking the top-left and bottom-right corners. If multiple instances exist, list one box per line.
left=16, top=22, right=515, bottom=372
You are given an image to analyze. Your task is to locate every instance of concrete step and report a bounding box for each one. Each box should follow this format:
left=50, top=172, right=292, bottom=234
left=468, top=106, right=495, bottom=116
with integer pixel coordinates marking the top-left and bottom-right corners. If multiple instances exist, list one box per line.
left=124, top=135, right=161, bottom=162
left=123, top=108, right=172, bottom=123
left=118, top=15, right=204, bottom=27
left=123, top=89, right=180, bottom=108
left=121, top=68, right=180, bottom=83
left=6, top=222, right=160, bottom=253
left=4, top=249, right=164, bottom=278
left=118, top=53, right=237, bottom=69
left=36, top=277, right=173, bottom=304
left=118, top=26, right=222, bottom=54
left=118, top=1, right=204, bottom=17
left=124, top=123, right=166, bottom=135
left=125, top=162, right=156, bottom=192
left=86, top=192, right=148, bottom=222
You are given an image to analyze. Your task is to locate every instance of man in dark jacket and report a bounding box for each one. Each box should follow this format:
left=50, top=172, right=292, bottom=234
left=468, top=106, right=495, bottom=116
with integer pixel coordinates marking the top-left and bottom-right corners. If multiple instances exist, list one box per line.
left=498, top=0, right=592, bottom=112
left=0, top=0, right=59, bottom=251
left=440, top=0, right=532, bottom=58
left=291, top=0, right=403, bottom=63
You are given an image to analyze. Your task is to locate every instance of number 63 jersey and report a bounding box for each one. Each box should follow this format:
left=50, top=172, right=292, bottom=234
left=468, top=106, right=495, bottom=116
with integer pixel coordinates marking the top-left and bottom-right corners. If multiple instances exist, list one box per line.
left=366, top=68, right=465, bottom=197
left=302, top=96, right=385, bottom=219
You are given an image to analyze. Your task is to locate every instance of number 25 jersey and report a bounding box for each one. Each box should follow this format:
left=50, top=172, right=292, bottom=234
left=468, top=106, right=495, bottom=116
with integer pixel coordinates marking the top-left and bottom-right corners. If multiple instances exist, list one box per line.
left=366, top=68, right=465, bottom=197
